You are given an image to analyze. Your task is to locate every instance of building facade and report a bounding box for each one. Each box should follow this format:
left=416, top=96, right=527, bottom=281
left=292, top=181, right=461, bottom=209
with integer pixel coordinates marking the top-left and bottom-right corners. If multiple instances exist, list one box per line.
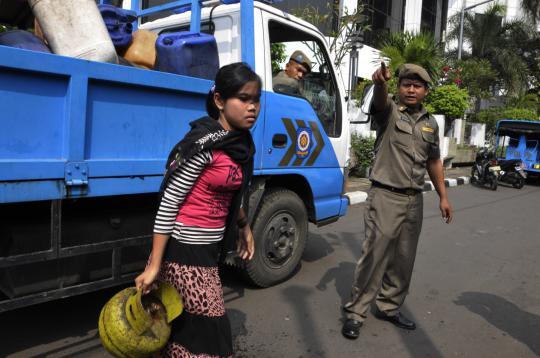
left=273, top=0, right=451, bottom=45
left=359, top=0, right=449, bottom=46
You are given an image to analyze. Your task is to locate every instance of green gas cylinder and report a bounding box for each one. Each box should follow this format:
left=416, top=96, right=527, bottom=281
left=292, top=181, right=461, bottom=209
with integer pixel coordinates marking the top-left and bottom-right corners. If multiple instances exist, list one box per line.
left=98, top=282, right=183, bottom=357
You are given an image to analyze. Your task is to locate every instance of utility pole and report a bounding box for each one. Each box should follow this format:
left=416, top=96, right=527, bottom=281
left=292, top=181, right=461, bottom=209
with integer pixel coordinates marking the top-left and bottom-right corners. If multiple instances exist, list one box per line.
left=458, top=0, right=495, bottom=59
left=348, top=29, right=364, bottom=103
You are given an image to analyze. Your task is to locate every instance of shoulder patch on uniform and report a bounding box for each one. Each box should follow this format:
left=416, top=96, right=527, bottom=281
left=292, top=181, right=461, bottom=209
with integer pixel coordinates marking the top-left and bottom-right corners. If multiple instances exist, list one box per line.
left=422, top=126, right=434, bottom=133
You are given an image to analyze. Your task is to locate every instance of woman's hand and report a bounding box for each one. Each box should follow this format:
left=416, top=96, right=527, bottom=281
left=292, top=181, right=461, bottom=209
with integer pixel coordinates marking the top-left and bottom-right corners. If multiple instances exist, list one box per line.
left=237, top=225, right=255, bottom=260
left=135, top=234, right=169, bottom=294
left=135, top=265, right=160, bottom=295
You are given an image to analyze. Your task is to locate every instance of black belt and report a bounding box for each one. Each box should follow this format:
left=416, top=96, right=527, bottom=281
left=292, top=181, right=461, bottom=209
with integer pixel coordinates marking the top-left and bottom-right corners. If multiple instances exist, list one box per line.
left=372, top=181, right=421, bottom=196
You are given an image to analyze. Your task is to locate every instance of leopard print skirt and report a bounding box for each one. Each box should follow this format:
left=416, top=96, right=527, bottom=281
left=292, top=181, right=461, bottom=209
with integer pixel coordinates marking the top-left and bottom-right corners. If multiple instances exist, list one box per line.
left=158, top=242, right=233, bottom=358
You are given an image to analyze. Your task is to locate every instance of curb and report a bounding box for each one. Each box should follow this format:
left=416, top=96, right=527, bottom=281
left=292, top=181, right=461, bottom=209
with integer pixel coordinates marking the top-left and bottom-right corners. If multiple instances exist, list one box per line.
left=345, top=176, right=470, bottom=205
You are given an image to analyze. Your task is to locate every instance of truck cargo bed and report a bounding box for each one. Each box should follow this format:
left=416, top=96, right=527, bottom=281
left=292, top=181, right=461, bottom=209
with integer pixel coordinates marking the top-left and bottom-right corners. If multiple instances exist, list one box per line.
left=1, top=45, right=212, bottom=203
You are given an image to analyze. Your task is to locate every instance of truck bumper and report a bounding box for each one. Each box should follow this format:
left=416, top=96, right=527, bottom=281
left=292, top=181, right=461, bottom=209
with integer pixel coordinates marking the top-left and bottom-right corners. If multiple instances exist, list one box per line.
left=339, top=195, right=349, bottom=216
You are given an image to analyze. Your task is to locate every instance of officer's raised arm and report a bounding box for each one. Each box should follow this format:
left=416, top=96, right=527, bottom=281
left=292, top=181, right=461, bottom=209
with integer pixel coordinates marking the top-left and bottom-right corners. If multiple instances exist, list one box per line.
left=371, top=61, right=391, bottom=113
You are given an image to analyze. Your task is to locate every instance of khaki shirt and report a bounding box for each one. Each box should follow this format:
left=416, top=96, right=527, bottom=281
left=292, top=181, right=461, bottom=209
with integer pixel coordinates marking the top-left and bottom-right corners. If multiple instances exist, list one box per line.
left=369, top=97, right=440, bottom=190
left=272, top=71, right=301, bottom=95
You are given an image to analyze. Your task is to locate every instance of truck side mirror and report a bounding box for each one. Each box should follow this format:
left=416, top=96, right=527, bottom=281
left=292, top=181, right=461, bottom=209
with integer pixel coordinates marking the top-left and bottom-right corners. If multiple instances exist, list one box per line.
left=350, top=84, right=373, bottom=124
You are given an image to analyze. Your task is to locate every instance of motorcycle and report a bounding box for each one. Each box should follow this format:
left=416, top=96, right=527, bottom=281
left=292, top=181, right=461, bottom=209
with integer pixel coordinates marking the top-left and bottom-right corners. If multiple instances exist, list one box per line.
left=470, top=147, right=499, bottom=191
left=498, top=159, right=526, bottom=189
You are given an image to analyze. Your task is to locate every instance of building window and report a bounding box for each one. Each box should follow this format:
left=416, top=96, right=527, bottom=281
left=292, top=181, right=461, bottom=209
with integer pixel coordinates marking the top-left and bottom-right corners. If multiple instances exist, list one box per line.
left=272, top=0, right=340, bottom=35
left=360, top=0, right=404, bottom=47
left=421, top=0, right=437, bottom=33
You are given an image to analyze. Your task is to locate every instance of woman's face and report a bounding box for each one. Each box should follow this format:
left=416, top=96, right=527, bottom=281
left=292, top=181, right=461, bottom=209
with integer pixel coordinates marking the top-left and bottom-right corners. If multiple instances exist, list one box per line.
left=215, top=81, right=261, bottom=131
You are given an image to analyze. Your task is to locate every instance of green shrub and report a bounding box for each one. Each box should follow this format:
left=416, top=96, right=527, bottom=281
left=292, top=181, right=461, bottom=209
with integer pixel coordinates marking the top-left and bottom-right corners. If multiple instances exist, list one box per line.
left=425, top=84, right=469, bottom=119
left=270, top=43, right=287, bottom=75
left=350, top=134, right=376, bottom=176
left=501, top=107, right=538, bottom=120
left=471, top=108, right=500, bottom=134
left=471, top=106, right=539, bottom=136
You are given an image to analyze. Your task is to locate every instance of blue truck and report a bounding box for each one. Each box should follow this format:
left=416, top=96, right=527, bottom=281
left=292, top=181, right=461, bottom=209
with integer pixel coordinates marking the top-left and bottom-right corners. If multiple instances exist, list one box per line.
left=0, top=0, right=351, bottom=312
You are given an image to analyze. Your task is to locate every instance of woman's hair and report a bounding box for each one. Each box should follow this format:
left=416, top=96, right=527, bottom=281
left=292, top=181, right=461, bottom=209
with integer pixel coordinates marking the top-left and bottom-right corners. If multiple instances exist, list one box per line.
left=205, top=62, right=262, bottom=119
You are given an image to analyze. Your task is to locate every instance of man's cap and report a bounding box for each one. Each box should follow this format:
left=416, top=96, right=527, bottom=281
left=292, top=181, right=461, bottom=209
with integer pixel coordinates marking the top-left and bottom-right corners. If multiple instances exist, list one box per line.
left=398, top=64, right=431, bottom=85
left=289, top=50, right=312, bottom=72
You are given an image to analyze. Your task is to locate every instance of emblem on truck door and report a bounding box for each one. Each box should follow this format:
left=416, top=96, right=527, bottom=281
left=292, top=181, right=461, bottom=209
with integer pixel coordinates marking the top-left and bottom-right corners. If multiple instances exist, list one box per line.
left=279, top=118, right=325, bottom=167
left=296, top=127, right=312, bottom=159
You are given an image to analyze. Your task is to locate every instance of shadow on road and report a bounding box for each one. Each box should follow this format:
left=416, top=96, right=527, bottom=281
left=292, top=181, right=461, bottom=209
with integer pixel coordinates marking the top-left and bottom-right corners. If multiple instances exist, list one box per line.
left=316, top=261, right=355, bottom=307
left=228, top=308, right=252, bottom=358
left=393, top=306, right=444, bottom=358
left=302, top=232, right=335, bottom=263
left=454, top=291, right=540, bottom=356
left=341, top=231, right=364, bottom=258
left=281, top=286, right=327, bottom=357
left=313, top=230, right=363, bottom=317
left=0, top=286, right=120, bottom=357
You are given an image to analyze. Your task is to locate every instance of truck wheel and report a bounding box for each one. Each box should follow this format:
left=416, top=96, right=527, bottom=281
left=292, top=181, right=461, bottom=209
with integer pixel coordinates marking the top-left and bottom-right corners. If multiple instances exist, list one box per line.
left=244, top=188, right=308, bottom=287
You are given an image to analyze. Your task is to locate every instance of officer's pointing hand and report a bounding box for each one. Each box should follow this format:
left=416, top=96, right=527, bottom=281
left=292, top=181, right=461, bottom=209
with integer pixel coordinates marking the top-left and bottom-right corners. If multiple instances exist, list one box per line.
left=372, top=61, right=391, bottom=85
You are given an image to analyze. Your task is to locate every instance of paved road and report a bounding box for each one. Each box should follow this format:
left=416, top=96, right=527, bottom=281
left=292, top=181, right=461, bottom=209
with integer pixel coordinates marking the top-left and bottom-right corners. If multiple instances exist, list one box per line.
left=1, top=182, right=540, bottom=357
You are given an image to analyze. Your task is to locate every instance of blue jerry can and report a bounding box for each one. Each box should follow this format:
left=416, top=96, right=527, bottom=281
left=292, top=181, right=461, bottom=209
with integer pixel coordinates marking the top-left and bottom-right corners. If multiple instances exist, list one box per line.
left=0, top=30, right=51, bottom=53
left=155, top=32, right=219, bottom=80
left=98, top=4, right=137, bottom=54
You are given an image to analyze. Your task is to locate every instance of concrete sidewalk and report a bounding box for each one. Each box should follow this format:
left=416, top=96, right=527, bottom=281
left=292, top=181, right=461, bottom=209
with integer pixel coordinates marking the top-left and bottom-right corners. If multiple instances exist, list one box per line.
left=345, top=166, right=472, bottom=205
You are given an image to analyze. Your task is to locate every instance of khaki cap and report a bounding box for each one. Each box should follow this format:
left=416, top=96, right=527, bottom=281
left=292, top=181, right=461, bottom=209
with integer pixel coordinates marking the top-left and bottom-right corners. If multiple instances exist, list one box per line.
left=290, top=50, right=312, bottom=72
left=398, top=63, right=431, bottom=85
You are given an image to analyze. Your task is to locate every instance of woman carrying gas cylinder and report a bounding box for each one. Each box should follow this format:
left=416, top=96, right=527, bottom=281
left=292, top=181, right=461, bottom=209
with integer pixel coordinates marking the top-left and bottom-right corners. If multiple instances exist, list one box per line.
left=135, top=62, right=259, bottom=357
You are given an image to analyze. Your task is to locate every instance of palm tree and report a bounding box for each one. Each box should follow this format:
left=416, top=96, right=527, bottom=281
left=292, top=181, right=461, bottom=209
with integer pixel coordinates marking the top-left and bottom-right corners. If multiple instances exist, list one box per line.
left=378, top=31, right=443, bottom=83
left=446, top=3, right=535, bottom=96
left=447, top=4, right=507, bottom=58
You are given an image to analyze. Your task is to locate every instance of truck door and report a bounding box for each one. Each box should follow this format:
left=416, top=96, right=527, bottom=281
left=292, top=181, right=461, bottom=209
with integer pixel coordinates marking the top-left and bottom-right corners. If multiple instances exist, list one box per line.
left=259, top=13, right=347, bottom=221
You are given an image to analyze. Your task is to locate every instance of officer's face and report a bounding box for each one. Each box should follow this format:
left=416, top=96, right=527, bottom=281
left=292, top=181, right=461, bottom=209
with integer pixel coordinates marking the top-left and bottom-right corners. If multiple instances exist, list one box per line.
left=398, top=79, right=429, bottom=107
left=285, top=60, right=309, bottom=80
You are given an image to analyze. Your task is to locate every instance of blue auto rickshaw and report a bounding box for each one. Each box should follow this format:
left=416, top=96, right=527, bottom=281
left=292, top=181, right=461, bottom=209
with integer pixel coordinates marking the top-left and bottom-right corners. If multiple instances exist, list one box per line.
left=496, top=119, right=540, bottom=176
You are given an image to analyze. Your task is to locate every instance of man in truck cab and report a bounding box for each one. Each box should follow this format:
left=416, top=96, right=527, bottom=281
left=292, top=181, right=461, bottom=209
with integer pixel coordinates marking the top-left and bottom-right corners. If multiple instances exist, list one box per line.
left=272, top=50, right=311, bottom=95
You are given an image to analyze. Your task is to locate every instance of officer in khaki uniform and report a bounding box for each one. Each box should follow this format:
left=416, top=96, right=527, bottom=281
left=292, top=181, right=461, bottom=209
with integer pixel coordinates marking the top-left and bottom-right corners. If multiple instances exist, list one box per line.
left=342, top=63, right=453, bottom=339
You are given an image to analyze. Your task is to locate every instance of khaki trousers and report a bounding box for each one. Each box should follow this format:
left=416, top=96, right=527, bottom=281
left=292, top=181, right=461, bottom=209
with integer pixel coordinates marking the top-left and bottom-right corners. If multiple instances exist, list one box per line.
left=344, top=186, right=423, bottom=321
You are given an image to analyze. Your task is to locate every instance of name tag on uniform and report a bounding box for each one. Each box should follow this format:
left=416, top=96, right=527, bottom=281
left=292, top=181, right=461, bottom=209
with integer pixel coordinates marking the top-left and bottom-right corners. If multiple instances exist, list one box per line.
left=422, top=126, right=434, bottom=133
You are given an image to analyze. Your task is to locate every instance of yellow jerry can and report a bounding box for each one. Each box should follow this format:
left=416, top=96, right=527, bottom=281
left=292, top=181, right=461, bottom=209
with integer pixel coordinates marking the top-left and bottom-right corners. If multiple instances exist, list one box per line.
left=98, top=282, right=183, bottom=357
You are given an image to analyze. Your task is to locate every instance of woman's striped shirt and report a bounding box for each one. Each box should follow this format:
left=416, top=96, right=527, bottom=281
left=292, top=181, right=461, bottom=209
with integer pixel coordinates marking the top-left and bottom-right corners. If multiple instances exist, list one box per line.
left=154, top=149, right=242, bottom=244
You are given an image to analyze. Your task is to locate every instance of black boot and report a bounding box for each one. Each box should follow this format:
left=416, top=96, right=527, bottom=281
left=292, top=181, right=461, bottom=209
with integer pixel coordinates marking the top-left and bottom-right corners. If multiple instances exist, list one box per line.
left=341, top=318, right=362, bottom=339
left=374, top=309, right=416, bottom=330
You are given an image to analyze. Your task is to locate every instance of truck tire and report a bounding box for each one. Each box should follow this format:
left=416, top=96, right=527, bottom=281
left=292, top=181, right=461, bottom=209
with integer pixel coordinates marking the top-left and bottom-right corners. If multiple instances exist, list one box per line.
left=244, top=188, right=308, bottom=287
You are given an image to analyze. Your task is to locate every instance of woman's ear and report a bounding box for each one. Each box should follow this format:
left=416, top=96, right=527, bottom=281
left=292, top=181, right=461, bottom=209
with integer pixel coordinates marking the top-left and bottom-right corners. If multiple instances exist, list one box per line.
left=214, top=92, right=225, bottom=111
